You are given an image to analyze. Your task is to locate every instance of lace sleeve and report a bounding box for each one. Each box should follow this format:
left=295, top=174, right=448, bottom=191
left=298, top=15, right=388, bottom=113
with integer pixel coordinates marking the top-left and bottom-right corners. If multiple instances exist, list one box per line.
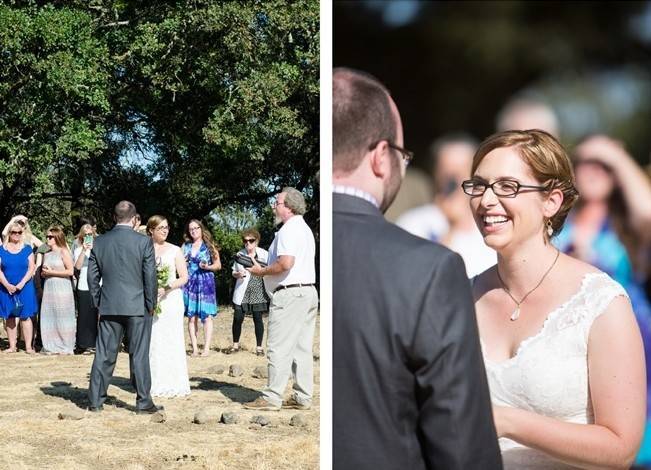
left=580, top=273, right=629, bottom=342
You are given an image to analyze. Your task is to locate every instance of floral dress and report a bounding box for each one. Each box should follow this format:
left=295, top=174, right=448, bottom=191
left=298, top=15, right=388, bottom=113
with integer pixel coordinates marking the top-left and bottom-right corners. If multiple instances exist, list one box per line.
left=182, top=242, right=217, bottom=322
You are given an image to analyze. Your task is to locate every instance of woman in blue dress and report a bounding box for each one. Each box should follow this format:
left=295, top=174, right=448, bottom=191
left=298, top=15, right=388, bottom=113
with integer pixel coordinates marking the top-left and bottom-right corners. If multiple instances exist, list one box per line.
left=182, top=219, right=221, bottom=357
left=554, top=134, right=651, bottom=465
left=0, top=221, right=38, bottom=353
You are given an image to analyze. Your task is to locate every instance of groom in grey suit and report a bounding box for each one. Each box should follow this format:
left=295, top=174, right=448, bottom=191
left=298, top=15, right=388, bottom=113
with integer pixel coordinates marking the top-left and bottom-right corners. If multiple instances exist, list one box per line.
left=87, top=200, right=160, bottom=413
left=333, top=68, right=502, bottom=469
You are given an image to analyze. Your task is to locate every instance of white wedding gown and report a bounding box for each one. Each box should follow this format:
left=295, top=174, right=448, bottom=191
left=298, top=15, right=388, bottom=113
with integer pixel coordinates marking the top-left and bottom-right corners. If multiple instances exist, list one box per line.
left=483, top=272, right=628, bottom=469
left=150, top=245, right=191, bottom=397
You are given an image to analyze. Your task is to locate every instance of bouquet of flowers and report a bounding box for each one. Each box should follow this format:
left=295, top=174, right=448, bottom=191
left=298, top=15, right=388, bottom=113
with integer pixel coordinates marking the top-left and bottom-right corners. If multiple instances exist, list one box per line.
left=154, top=262, right=171, bottom=316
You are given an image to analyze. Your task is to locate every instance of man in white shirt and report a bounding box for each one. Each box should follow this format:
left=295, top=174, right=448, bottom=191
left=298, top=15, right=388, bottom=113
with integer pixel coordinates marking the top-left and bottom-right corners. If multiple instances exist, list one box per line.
left=244, top=187, right=318, bottom=411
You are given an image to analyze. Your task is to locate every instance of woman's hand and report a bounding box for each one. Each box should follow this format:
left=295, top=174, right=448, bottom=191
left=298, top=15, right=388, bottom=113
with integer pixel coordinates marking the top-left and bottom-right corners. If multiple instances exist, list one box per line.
left=6, top=284, right=17, bottom=295
left=82, top=242, right=92, bottom=251
left=157, top=287, right=166, bottom=299
left=492, top=405, right=513, bottom=439
left=233, top=271, right=246, bottom=279
left=41, top=266, right=51, bottom=277
left=14, top=281, right=25, bottom=291
left=199, top=261, right=208, bottom=270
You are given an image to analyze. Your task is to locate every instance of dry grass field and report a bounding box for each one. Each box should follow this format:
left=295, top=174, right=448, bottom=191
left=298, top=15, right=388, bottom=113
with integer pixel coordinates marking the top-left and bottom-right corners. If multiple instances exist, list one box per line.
left=0, top=307, right=320, bottom=470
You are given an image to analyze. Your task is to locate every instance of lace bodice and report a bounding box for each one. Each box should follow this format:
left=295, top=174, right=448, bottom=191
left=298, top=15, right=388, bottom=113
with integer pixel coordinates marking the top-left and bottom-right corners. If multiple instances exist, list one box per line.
left=157, top=245, right=178, bottom=286
left=483, top=272, right=628, bottom=469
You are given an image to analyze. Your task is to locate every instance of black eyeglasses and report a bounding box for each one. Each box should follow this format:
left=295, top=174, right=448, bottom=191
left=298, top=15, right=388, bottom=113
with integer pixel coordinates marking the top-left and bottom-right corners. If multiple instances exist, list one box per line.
left=243, top=238, right=257, bottom=244
left=46, top=235, right=55, bottom=239
left=369, top=140, right=414, bottom=165
left=461, top=179, right=551, bottom=197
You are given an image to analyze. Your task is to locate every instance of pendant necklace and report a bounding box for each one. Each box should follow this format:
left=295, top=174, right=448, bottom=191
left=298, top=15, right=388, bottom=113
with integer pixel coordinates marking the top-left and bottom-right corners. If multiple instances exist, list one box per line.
left=497, top=249, right=560, bottom=321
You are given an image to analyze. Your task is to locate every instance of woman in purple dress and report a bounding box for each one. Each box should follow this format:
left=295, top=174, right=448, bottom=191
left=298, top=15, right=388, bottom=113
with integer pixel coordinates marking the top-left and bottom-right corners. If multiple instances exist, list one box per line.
left=0, top=221, right=38, bottom=353
left=182, top=219, right=221, bottom=357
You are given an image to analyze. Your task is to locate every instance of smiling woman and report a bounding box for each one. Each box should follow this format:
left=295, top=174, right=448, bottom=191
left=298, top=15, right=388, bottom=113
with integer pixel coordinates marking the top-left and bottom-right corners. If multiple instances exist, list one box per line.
left=469, top=130, right=646, bottom=469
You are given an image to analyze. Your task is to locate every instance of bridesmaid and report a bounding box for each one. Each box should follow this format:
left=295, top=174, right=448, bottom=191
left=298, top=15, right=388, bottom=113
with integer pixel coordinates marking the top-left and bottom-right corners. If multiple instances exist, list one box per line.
left=0, top=221, right=38, bottom=353
left=182, top=219, right=221, bottom=357
left=40, top=226, right=76, bottom=355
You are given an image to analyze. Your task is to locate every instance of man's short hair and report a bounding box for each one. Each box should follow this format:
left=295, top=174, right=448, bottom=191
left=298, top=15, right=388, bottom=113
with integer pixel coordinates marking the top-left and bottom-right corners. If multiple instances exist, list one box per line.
left=333, top=67, right=397, bottom=174
left=282, top=187, right=307, bottom=215
left=114, top=200, right=137, bottom=224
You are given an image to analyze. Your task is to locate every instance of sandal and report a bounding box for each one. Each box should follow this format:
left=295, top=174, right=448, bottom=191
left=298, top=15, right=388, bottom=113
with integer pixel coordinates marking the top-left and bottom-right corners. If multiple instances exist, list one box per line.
left=223, top=346, right=240, bottom=355
left=256, top=348, right=265, bottom=357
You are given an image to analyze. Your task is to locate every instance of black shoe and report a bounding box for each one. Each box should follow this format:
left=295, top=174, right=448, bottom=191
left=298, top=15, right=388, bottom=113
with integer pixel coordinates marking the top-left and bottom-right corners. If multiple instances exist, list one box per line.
left=88, top=405, right=103, bottom=413
left=136, top=404, right=164, bottom=415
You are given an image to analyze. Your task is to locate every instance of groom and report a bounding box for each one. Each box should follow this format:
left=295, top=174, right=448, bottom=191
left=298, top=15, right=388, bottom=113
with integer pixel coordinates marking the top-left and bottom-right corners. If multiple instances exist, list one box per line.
left=87, top=200, right=161, bottom=414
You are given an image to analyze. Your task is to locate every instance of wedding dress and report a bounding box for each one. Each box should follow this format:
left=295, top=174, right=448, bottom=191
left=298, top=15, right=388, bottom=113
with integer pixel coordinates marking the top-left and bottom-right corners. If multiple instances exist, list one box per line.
left=150, top=245, right=191, bottom=397
left=483, top=272, right=628, bottom=469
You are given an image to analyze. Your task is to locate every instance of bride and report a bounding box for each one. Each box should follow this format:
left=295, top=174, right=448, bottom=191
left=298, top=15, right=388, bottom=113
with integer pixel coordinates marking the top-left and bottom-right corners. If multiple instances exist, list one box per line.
left=465, top=130, right=645, bottom=469
left=147, top=215, right=191, bottom=397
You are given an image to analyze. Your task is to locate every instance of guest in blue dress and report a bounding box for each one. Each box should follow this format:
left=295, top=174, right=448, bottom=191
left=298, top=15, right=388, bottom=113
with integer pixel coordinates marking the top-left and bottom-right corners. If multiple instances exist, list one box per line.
left=0, top=221, right=38, bottom=353
left=554, top=134, right=651, bottom=465
left=182, top=219, right=221, bottom=357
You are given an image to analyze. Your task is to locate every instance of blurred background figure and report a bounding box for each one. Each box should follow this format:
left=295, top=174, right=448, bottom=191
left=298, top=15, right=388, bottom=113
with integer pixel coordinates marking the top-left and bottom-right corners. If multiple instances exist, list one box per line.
left=183, top=219, right=221, bottom=357
left=40, top=226, right=75, bottom=355
left=227, top=228, right=269, bottom=356
left=396, top=134, right=497, bottom=277
left=0, top=220, right=38, bottom=352
left=72, top=223, right=98, bottom=355
left=383, top=167, right=432, bottom=222
left=496, top=96, right=560, bottom=137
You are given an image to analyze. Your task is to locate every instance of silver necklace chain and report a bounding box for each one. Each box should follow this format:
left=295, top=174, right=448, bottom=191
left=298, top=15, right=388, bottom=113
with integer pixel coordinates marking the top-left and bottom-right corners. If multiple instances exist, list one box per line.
left=496, top=249, right=560, bottom=321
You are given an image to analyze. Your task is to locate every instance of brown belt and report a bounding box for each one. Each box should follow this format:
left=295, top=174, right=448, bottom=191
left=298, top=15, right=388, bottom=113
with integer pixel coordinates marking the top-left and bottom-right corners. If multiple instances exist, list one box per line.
left=274, top=283, right=315, bottom=293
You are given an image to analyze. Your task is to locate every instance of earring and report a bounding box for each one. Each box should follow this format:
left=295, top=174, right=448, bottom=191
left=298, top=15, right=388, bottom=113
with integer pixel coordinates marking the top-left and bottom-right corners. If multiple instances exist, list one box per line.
left=546, top=219, right=554, bottom=237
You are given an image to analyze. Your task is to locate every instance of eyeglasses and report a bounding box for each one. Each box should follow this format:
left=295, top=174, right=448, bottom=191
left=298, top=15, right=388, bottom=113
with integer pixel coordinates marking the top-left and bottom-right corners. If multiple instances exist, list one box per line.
left=155, top=226, right=169, bottom=232
left=11, top=231, right=23, bottom=235
left=271, top=201, right=286, bottom=208
left=461, top=179, right=551, bottom=198
left=243, top=238, right=257, bottom=244
left=46, top=235, right=55, bottom=239
left=189, top=226, right=201, bottom=232
left=368, top=140, right=414, bottom=165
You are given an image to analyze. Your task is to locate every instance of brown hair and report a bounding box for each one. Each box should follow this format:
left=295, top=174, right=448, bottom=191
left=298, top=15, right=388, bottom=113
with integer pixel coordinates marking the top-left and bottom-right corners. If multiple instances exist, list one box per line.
left=333, top=67, right=397, bottom=174
left=146, top=215, right=167, bottom=237
left=184, top=219, right=219, bottom=260
left=47, top=226, right=69, bottom=250
left=241, top=228, right=261, bottom=242
left=471, top=130, right=579, bottom=238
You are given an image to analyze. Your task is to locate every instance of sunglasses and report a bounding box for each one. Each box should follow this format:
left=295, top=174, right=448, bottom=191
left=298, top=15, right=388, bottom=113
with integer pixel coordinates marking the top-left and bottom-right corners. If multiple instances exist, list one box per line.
left=10, top=231, right=23, bottom=235
left=243, top=238, right=257, bottom=244
left=46, top=235, right=55, bottom=239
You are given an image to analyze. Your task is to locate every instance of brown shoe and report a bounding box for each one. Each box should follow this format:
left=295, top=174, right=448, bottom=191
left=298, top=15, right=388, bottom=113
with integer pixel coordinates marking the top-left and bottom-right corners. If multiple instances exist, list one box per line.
left=243, top=397, right=280, bottom=411
left=282, top=397, right=311, bottom=410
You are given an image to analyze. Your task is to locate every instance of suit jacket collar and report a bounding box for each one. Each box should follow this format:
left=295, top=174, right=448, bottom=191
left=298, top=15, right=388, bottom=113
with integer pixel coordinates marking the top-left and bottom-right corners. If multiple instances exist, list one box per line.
left=333, top=193, right=383, bottom=218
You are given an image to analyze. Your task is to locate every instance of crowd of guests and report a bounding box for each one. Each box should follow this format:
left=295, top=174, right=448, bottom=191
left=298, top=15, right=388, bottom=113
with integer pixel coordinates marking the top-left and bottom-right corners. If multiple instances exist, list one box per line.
left=0, top=213, right=277, bottom=359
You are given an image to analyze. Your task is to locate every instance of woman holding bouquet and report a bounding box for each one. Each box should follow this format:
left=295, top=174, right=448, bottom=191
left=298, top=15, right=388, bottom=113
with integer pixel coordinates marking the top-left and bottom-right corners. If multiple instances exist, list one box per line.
left=182, top=219, right=221, bottom=357
left=147, top=215, right=190, bottom=397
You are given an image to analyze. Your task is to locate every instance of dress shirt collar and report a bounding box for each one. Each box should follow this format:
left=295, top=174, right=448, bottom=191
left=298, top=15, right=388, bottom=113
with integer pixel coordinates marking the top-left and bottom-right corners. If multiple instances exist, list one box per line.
left=332, top=185, right=379, bottom=209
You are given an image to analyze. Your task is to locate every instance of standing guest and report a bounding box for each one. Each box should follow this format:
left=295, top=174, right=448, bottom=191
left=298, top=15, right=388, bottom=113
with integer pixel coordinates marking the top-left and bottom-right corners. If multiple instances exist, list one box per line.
left=0, top=221, right=38, bottom=353
left=182, top=220, right=221, bottom=357
left=244, top=187, right=318, bottom=412
left=72, top=224, right=98, bottom=354
left=332, top=68, right=501, bottom=469
left=467, top=130, right=645, bottom=468
left=147, top=216, right=190, bottom=397
left=2, top=215, right=43, bottom=251
left=87, top=201, right=160, bottom=414
left=40, top=226, right=76, bottom=355
left=225, top=228, right=269, bottom=356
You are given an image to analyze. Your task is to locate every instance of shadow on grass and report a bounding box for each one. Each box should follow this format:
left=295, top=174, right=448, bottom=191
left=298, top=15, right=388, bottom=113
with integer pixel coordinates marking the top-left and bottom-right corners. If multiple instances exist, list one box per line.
left=189, top=376, right=260, bottom=403
left=40, top=381, right=133, bottom=411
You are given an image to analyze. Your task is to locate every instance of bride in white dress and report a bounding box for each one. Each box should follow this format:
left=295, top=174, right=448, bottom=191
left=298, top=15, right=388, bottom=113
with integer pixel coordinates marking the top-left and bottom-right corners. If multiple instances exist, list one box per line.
left=147, top=215, right=191, bottom=397
left=465, top=130, right=645, bottom=469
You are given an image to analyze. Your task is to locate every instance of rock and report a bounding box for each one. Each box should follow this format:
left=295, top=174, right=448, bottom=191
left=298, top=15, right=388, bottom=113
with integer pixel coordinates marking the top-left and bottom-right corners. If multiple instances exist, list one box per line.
left=252, top=366, right=267, bottom=379
left=220, top=412, right=239, bottom=424
left=58, top=409, right=84, bottom=420
left=193, top=408, right=216, bottom=424
left=289, top=414, right=307, bottom=427
left=207, top=365, right=225, bottom=375
left=250, top=415, right=270, bottom=426
left=229, top=364, right=243, bottom=377
left=150, top=411, right=166, bottom=423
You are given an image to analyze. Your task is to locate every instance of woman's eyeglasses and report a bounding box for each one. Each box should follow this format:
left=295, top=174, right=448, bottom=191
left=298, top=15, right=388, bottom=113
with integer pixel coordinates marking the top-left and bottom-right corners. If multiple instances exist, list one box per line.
left=243, top=238, right=257, bottom=244
left=46, top=235, right=55, bottom=239
left=155, top=226, right=169, bottom=232
left=11, top=231, right=23, bottom=235
left=461, top=179, right=551, bottom=197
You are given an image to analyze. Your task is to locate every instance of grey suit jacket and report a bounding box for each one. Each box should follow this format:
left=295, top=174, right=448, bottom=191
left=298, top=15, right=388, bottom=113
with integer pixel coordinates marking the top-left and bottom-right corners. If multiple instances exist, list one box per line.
left=87, top=224, right=157, bottom=316
left=333, top=193, right=502, bottom=470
